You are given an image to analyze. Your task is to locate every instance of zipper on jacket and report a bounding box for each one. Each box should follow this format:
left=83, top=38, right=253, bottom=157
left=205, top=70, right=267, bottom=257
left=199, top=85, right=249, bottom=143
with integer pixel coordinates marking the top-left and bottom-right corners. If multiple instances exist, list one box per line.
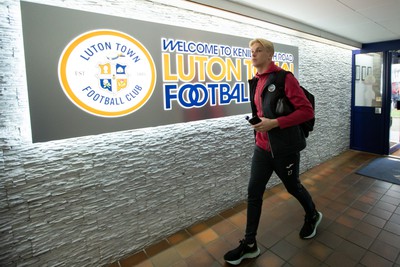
left=266, top=131, right=274, bottom=158
left=258, top=79, right=275, bottom=158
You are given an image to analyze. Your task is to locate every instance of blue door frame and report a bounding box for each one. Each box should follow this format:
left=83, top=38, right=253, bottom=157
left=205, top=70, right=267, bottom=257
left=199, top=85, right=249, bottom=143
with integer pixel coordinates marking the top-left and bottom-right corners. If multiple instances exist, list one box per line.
left=350, top=40, right=400, bottom=155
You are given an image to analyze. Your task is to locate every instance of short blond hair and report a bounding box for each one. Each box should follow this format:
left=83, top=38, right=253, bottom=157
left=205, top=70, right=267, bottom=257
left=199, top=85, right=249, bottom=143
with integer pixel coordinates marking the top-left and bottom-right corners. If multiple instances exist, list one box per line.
left=249, top=38, right=274, bottom=54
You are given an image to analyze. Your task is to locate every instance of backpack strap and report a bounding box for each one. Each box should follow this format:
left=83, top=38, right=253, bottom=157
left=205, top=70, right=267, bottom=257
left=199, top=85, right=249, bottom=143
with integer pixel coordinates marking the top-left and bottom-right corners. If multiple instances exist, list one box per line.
left=273, top=70, right=288, bottom=98
left=275, top=70, right=288, bottom=86
left=273, top=70, right=294, bottom=116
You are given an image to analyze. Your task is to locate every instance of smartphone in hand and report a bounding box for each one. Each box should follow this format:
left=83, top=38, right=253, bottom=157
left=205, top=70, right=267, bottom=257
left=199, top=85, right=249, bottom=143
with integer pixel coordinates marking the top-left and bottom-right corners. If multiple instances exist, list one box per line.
left=245, top=116, right=262, bottom=125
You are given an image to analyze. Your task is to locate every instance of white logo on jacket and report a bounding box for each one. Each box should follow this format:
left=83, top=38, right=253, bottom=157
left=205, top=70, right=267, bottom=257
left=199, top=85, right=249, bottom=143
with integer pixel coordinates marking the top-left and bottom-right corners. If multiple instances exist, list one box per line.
left=267, top=84, right=276, bottom=92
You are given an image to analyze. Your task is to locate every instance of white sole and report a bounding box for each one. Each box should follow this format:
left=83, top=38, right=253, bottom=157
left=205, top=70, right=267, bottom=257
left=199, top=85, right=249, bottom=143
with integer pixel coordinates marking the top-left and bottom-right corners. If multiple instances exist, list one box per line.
left=225, top=248, right=261, bottom=265
left=302, top=211, right=323, bottom=239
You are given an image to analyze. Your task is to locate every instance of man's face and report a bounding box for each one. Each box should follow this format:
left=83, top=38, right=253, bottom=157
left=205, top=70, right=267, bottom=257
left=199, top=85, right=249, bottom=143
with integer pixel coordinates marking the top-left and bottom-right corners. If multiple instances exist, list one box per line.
left=250, top=42, right=273, bottom=69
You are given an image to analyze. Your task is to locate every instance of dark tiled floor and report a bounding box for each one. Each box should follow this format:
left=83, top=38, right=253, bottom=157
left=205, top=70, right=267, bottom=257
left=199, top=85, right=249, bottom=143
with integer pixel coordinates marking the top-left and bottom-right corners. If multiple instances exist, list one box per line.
left=109, top=150, right=400, bottom=267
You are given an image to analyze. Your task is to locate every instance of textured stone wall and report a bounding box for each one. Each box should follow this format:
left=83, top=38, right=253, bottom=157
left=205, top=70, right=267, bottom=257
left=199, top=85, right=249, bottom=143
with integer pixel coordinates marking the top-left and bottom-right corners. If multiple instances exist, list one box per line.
left=0, top=0, right=352, bottom=266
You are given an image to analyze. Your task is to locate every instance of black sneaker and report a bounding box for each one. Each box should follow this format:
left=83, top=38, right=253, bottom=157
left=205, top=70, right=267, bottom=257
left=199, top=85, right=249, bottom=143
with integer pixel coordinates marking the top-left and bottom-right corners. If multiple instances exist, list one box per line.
left=223, top=239, right=260, bottom=265
left=300, top=211, right=323, bottom=239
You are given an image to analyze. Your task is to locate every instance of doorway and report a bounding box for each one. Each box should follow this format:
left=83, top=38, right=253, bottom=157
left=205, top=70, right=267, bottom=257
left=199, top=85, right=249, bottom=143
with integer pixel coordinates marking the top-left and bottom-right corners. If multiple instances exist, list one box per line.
left=390, top=51, right=400, bottom=157
left=351, top=42, right=400, bottom=156
left=350, top=51, right=386, bottom=155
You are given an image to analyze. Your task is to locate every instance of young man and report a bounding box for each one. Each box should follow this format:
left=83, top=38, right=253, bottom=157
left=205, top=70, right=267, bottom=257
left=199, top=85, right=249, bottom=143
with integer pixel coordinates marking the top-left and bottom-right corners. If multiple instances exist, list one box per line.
left=224, top=38, right=322, bottom=265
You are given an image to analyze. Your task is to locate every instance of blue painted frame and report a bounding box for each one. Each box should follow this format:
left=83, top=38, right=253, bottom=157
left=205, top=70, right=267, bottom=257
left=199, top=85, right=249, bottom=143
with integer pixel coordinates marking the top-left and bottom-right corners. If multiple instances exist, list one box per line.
left=350, top=39, right=400, bottom=155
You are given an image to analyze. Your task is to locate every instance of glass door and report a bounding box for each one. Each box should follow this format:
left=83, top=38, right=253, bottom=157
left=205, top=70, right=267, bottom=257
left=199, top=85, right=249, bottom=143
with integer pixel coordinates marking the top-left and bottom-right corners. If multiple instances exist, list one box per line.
left=350, top=51, right=387, bottom=154
left=390, top=51, right=400, bottom=157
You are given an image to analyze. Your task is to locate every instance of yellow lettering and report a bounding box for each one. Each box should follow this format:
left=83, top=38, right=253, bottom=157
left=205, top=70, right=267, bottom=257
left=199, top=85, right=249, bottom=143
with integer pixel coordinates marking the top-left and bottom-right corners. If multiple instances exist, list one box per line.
left=281, top=62, right=289, bottom=72
left=207, top=57, right=226, bottom=82
left=226, top=58, right=241, bottom=81
left=177, top=54, right=195, bottom=82
left=243, top=59, right=254, bottom=80
left=163, top=53, right=262, bottom=82
left=289, top=63, right=294, bottom=73
left=277, top=62, right=295, bottom=73
left=162, top=53, right=178, bottom=81
left=194, top=55, right=208, bottom=81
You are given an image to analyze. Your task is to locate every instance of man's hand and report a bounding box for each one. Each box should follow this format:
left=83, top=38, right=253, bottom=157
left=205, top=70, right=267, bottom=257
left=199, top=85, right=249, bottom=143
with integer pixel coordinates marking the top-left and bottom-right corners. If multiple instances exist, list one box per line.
left=252, top=117, right=279, bottom=132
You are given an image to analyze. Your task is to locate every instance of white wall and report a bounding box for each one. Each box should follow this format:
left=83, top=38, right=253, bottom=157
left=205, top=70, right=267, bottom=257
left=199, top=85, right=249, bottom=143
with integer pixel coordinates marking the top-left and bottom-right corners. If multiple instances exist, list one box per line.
left=0, top=0, right=352, bottom=266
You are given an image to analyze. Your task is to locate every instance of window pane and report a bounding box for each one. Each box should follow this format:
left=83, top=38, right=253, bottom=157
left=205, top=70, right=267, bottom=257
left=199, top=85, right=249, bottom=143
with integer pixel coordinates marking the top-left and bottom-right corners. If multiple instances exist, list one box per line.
left=354, top=53, right=383, bottom=107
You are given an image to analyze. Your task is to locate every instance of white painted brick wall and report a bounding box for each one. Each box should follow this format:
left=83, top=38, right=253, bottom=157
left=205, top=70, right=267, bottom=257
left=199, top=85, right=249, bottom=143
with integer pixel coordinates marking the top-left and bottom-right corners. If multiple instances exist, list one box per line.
left=0, top=0, right=352, bottom=266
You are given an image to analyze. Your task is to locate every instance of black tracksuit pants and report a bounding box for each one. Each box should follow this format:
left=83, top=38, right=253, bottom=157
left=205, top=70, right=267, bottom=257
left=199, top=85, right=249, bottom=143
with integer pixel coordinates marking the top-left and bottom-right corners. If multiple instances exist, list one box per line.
left=245, top=145, right=316, bottom=243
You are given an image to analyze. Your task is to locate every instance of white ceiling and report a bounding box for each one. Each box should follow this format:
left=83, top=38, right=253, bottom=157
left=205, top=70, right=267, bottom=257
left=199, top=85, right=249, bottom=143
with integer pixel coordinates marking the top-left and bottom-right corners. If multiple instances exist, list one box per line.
left=188, top=0, right=400, bottom=47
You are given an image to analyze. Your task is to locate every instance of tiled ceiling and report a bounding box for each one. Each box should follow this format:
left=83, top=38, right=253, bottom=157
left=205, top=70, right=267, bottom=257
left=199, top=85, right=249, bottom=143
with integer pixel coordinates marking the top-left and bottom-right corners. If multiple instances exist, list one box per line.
left=188, top=0, right=400, bottom=46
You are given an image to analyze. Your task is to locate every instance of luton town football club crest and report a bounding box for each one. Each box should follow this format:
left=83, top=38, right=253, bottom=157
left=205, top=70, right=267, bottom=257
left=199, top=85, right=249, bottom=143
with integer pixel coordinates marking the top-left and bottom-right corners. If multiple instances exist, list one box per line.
left=58, top=29, right=156, bottom=117
left=98, top=60, right=128, bottom=93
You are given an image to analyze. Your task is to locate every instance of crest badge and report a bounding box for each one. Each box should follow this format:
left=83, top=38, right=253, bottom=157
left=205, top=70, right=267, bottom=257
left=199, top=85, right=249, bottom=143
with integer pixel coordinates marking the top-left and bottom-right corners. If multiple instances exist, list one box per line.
left=267, top=84, right=276, bottom=92
left=58, top=29, right=156, bottom=118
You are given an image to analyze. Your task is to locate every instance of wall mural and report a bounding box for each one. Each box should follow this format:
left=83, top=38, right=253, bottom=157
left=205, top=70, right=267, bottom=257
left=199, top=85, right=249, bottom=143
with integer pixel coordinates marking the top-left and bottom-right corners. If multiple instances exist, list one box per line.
left=21, top=1, right=298, bottom=142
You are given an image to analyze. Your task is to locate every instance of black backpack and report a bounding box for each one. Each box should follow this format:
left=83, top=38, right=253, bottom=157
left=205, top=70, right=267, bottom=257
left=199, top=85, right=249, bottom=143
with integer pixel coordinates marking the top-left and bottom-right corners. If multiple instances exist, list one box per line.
left=273, top=70, right=315, bottom=138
